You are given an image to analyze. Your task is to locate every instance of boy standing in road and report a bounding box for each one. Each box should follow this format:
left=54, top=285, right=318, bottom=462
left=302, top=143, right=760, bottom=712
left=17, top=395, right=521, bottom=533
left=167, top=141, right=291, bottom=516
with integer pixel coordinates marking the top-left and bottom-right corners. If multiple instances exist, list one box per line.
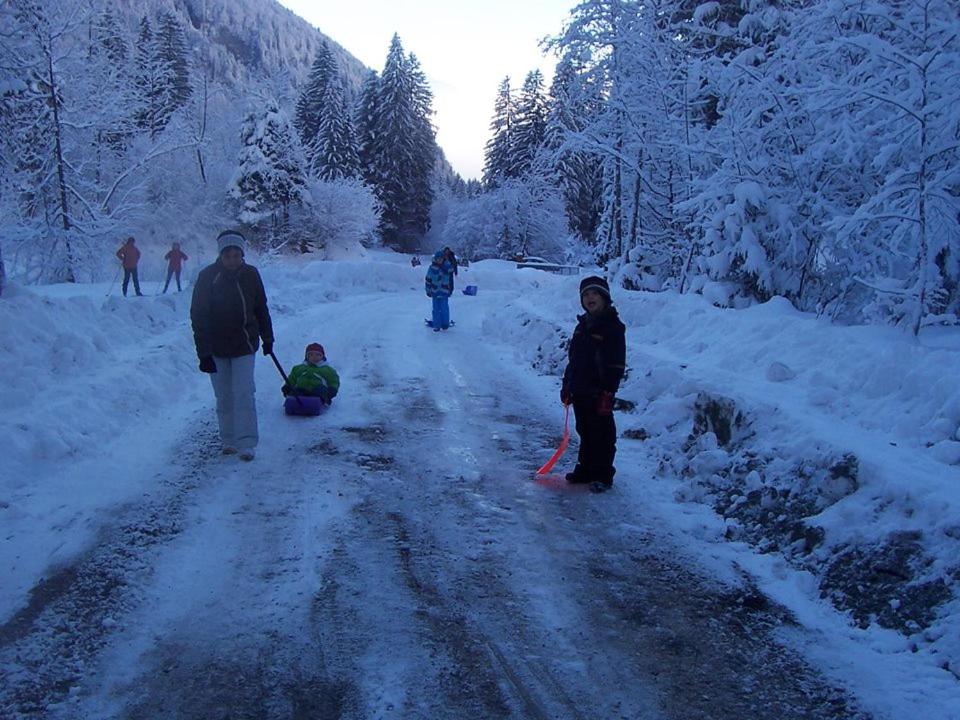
left=560, top=276, right=627, bottom=493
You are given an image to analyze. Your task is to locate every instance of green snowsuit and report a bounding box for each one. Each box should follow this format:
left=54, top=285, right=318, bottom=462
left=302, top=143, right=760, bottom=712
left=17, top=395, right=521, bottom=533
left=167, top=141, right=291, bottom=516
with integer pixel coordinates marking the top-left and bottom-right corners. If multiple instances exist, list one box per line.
left=288, top=361, right=340, bottom=402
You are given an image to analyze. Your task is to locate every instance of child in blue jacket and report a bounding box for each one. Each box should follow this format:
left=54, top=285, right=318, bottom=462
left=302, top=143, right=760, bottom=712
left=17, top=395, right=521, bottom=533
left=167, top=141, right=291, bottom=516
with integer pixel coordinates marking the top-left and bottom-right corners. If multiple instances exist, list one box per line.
left=425, top=251, right=454, bottom=331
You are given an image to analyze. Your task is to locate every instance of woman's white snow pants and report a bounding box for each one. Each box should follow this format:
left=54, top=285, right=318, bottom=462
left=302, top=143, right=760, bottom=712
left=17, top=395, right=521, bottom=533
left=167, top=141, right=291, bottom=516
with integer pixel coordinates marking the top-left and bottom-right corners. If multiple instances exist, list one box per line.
left=210, top=354, right=258, bottom=451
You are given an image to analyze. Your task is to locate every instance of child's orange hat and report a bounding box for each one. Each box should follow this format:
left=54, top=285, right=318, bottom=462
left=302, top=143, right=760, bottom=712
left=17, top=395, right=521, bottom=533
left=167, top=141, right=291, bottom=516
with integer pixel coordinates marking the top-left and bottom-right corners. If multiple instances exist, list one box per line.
left=305, top=343, right=325, bottom=356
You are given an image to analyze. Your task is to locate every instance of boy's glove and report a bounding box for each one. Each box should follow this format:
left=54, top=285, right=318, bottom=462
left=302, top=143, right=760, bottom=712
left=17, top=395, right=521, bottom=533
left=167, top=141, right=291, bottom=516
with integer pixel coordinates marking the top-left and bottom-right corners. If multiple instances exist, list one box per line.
left=560, top=384, right=572, bottom=406
left=596, top=391, right=614, bottom=416
left=199, top=356, right=217, bottom=374
left=262, top=342, right=273, bottom=356
left=281, top=383, right=291, bottom=396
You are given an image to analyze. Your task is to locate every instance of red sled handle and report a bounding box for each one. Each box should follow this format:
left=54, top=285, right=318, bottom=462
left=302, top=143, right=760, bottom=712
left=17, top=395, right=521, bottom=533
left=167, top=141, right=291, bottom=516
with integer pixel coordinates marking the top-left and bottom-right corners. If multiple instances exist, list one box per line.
left=536, top=404, right=571, bottom=476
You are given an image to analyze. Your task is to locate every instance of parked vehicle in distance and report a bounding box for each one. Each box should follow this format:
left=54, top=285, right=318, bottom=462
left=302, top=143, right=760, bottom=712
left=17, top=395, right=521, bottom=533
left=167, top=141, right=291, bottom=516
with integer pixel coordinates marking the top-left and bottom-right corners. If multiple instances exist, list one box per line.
left=515, top=256, right=580, bottom=276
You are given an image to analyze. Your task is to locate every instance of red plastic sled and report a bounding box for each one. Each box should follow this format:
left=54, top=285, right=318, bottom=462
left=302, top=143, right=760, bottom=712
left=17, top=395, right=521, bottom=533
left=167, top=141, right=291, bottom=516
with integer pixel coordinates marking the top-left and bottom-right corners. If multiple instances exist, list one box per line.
left=536, top=405, right=571, bottom=475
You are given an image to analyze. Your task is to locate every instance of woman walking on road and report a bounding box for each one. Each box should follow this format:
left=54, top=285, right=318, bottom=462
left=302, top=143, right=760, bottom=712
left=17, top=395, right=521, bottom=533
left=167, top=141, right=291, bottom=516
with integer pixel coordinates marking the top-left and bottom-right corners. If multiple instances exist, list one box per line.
left=190, top=230, right=274, bottom=461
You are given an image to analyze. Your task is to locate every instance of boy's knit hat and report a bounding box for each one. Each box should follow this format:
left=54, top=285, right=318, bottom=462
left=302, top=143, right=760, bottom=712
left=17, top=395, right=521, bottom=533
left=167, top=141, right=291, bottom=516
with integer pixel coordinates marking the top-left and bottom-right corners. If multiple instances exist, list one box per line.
left=305, top=342, right=325, bottom=356
left=217, top=229, right=246, bottom=255
left=579, top=275, right=612, bottom=303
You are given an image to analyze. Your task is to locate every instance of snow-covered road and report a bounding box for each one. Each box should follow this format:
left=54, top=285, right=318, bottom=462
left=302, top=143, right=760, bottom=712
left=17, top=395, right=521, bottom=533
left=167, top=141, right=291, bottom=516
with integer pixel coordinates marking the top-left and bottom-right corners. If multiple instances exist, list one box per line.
left=1, top=265, right=871, bottom=719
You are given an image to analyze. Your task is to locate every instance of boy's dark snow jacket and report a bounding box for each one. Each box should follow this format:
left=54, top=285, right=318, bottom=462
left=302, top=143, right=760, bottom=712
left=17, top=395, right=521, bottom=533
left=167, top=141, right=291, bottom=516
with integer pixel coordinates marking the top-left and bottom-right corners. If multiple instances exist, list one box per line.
left=191, top=260, right=274, bottom=359
left=562, top=307, right=626, bottom=398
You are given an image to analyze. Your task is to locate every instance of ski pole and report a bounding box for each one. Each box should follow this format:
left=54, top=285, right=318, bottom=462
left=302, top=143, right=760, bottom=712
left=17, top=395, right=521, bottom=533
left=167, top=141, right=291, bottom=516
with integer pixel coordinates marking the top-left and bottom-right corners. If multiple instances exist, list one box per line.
left=268, top=351, right=305, bottom=407
left=536, top=404, right=571, bottom=476
left=105, top=264, right=121, bottom=297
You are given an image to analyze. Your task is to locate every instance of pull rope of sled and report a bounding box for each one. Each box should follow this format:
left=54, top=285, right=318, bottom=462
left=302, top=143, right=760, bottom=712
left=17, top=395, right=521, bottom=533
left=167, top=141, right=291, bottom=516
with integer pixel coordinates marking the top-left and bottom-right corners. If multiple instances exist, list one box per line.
left=268, top=351, right=305, bottom=408
left=536, top=404, right=570, bottom=476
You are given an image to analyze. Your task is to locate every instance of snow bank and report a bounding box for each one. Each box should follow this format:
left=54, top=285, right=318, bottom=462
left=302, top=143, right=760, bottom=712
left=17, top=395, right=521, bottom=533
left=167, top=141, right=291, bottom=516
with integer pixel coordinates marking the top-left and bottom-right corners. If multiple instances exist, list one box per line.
left=0, top=283, right=206, bottom=618
left=0, top=286, right=198, bottom=480
left=615, top=293, right=960, bottom=452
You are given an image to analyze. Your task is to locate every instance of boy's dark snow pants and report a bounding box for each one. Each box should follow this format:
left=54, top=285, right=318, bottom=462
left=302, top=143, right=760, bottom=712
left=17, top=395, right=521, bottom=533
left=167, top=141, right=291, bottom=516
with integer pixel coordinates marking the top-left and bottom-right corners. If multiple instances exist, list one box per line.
left=572, top=397, right=616, bottom=483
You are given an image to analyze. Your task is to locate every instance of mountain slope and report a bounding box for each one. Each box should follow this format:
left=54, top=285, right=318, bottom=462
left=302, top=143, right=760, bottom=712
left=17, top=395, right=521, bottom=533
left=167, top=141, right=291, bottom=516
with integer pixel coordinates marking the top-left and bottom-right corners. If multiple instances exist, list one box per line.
left=105, top=0, right=369, bottom=96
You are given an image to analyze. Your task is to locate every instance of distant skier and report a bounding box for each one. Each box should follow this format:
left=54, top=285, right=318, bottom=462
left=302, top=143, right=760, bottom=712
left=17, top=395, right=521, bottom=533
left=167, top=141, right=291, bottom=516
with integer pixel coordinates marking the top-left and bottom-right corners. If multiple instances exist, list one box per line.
left=425, top=250, right=454, bottom=331
left=411, top=255, right=422, bottom=267
left=190, top=230, right=274, bottom=461
left=282, top=342, right=340, bottom=404
left=116, top=237, right=143, bottom=297
left=162, top=241, right=189, bottom=293
left=560, top=276, right=626, bottom=493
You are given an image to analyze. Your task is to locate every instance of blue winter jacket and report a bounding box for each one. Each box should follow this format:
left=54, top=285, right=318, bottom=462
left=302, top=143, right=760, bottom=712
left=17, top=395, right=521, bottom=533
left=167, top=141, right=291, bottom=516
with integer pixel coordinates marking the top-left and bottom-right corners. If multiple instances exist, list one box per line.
left=425, top=262, right=453, bottom=297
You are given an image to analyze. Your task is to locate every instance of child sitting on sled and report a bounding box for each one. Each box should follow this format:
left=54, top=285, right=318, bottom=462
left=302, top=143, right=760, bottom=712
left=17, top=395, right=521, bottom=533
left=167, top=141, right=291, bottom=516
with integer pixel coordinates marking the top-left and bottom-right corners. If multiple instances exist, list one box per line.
left=282, top=343, right=340, bottom=404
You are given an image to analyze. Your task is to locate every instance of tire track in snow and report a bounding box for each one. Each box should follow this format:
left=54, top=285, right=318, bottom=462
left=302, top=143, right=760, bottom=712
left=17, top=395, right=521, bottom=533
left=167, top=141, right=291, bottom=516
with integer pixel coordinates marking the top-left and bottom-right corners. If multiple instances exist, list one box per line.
left=107, top=420, right=374, bottom=720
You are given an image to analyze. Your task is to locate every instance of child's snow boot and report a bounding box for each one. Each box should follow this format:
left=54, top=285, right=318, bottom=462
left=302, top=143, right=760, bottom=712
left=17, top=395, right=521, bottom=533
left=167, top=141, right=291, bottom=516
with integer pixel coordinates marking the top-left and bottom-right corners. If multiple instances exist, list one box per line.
left=565, top=466, right=590, bottom=484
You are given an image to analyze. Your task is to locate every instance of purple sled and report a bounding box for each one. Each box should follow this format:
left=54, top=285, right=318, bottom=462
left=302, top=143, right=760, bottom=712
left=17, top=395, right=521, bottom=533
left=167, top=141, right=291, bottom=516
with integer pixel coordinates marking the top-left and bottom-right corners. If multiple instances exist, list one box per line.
left=284, top=395, right=327, bottom=417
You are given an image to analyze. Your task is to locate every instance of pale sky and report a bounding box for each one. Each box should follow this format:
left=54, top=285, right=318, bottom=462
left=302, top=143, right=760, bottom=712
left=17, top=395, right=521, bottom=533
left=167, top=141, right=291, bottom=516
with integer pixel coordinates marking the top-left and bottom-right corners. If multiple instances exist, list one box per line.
left=276, top=0, right=574, bottom=180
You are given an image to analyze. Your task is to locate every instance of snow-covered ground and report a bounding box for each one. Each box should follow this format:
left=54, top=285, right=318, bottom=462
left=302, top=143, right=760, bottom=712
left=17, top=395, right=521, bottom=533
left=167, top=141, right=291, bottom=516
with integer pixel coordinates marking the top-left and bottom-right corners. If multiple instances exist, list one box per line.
left=1, top=251, right=958, bottom=719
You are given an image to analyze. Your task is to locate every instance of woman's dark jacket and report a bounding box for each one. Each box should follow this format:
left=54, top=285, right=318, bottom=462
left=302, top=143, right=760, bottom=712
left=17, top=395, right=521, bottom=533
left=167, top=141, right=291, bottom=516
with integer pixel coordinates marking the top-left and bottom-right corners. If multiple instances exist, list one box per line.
left=190, top=260, right=274, bottom=359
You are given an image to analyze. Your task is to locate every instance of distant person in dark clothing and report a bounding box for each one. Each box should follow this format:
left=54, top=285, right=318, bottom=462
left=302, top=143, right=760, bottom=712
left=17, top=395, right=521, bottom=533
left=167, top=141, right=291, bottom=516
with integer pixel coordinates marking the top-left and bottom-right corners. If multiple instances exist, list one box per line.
left=116, top=237, right=143, bottom=297
left=560, top=276, right=626, bottom=493
left=442, top=246, right=458, bottom=289
left=163, top=241, right=189, bottom=293
left=190, top=230, right=274, bottom=462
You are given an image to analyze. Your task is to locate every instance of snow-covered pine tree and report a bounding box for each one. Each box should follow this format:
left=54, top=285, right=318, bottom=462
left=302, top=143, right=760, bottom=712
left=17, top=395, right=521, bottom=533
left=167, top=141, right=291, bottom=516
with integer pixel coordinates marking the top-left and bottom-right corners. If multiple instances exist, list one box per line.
left=88, top=8, right=133, bottom=157
left=228, top=100, right=308, bottom=246
left=311, top=74, right=360, bottom=181
left=132, top=17, right=176, bottom=137
left=482, top=77, right=513, bottom=189
left=354, top=69, right=380, bottom=186
left=537, top=54, right=602, bottom=243
left=406, top=53, right=437, bottom=240
left=92, top=8, right=127, bottom=66
left=294, top=43, right=335, bottom=162
left=156, top=11, right=191, bottom=113
left=370, top=34, right=436, bottom=249
left=508, top=70, right=548, bottom=179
